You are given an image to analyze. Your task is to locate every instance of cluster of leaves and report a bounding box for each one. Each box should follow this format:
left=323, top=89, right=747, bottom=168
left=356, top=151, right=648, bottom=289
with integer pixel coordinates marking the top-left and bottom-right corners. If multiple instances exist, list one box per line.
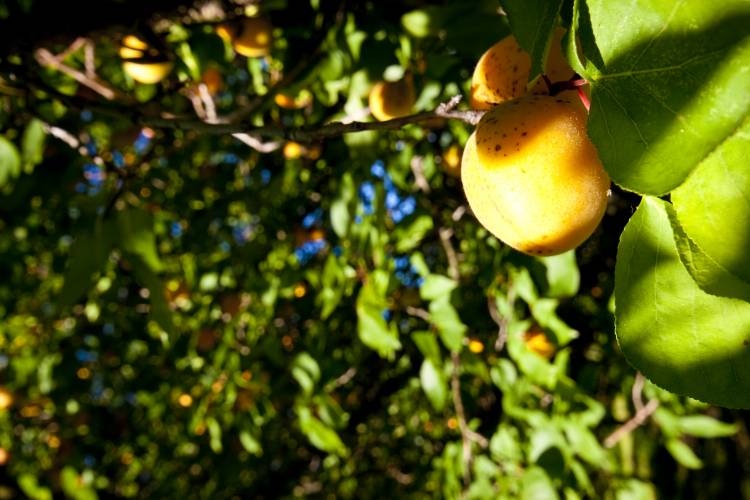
left=0, top=0, right=748, bottom=498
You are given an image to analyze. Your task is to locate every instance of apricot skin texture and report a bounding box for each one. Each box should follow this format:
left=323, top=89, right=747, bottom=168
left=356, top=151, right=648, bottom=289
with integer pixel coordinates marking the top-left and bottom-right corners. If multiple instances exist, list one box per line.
left=470, top=28, right=575, bottom=110
left=368, top=79, right=416, bottom=121
left=462, top=94, right=609, bottom=256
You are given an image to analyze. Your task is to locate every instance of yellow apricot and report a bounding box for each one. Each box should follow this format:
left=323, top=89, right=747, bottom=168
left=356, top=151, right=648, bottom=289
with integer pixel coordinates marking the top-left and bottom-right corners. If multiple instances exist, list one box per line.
left=274, top=90, right=313, bottom=109
left=283, top=141, right=304, bottom=159
left=119, top=45, right=144, bottom=59
left=442, top=144, right=462, bottom=177
left=216, top=23, right=235, bottom=43
left=368, top=77, right=416, bottom=121
left=461, top=94, right=609, bottom=256
left=201, top=67, right=223, bottom=94
left=123, top=61, right=173, bottom=84
left=122, top=35, right=149, bottom=51
left=470, top=28, right=575, bottom=110
left=233, top=17, right=273, bottom=57
left=0, top=388, right=13, bottom=410
left=524, top=330, right=555, bottom=359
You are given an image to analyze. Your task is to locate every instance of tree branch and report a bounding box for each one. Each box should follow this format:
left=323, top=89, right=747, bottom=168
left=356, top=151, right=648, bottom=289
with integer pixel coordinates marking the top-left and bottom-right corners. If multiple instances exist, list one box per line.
left=451, top=352, right=488, bottom=494
left=140, top=95, right=483, bottom=141
left=604, top=373, right=659, bottom=448
left=439, top=227, right=460, bottom=281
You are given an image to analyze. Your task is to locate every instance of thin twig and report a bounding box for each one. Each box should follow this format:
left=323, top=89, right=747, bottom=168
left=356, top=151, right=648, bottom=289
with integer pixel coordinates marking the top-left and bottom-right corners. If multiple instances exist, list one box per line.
left=451, top=205, right=466, bottom=222
left=84, top=40, right=96, bottom=78
left=232, top=133, right=282, bottom=153
left=140, top=96, right=483, bottom=141
left=439, top=228, right=460, bottom=281
left=405, top=306, right=431, bottom=322
left=604, top=399, right=659, bottom=448
left=488, top=288, right=514, bottom=352
left=451, top=352, right=487, bottom=493
left=34, top=48, right=118, bottom=101
left=185, top=83, right=281, bottom=153
left=632, top=371, right=646, bottom=413
left=604, top=374, right=658, bottom=448
left=332, top=367, right=357, bottom=387
left=43, top=123, right=80, bottom=149
left=410, top=156, right=430, bottom=193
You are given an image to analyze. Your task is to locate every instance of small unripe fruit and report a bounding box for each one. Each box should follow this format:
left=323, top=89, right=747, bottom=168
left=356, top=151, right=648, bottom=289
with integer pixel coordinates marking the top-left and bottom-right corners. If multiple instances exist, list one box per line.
left=462, top=94, right=609, bottom=256
left=368, top=77, right=416, bottom=121
left=470, top=28, right=574, bottom=110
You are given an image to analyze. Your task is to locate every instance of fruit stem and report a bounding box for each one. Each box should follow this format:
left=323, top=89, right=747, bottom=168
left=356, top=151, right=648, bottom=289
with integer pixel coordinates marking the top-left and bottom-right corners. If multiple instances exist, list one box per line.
left=577, top=86, right=591, bottom=112
left=544, top=75, right=590, bottom=112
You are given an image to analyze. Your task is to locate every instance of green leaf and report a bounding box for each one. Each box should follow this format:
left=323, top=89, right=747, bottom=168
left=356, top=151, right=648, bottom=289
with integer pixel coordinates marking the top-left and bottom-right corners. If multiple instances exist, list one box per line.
left=614, top=480, right=658, bottom=500
left=18, top=474, right=52, bottom=500
left=499, top=0, right=564, bottom=79
left=412, top=330, right=442, bottom=365
left=59, top=223, right=115, bottom=308
left=671, top=118, right=750, bottom=286
left=331, top=173, right=355, bottom=237
left=60, top=466, right=97, bottom=500
left=583, top=0, right=750, bottom=194
left=420, top=359, right=447, bottom=410
left=615, top=197, right=750, bottom=408
left=292, top=352, right=321, bottom=396
left=489, top=424, right=523, bottom=463
left=0, top=135, right=21, bottom=187
left=117, top=208, right=162, bottom=272
left=429, top=297, right=466, bottom=352
left=401, top=9, right=437, bottom=38
left=297, top=406, right=348, bottom=456
left=356, top=270, right=401, bottom=357
left=665, top=438, right=703, bottom=469
left=239, top=430, right=262, bottom=455
left=420, top=274, right=456, bottom=301
left=539, top=250, right=580, bottom=298
left=676, top=415, right=738, bottom=438
left=562, top=422, right=608, bottom=468
left=207, top=417, right=223, bottom=453
left=21, top=118, right=46, bottom=171
left=393, top=215, right=433, bottom=252
left=520, top=466, right=560, bottom=500
left=668, top=206, right=750, bottom=302
left=129, top=255, right=174, bottom=334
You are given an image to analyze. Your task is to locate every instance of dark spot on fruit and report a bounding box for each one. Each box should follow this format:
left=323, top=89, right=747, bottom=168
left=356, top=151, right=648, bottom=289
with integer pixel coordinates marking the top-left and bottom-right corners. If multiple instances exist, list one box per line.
left=521, top=132, right=527, bottom=136
left=495, top=145, right=502, bottom=151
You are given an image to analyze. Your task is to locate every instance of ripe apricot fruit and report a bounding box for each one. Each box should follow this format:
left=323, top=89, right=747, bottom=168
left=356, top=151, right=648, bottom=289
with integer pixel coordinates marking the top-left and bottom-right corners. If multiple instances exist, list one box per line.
left=461, top=94, right=609, bottom=256
left=523, top=330, right=555, bottom=359
left=274, top=90, right=313, bottom=109
left=471, top=28, right=574, bottom=110
left=283, top=141, right=304, bottom=160
left=442, top=144, right=462, bottom=177
left=119, top=35, right=173, bottom=84
left=201, top=67, right=223, bottom=95
left=368, top=77, right=416, bottom=121
left=232, top=17, right=273, bottom=57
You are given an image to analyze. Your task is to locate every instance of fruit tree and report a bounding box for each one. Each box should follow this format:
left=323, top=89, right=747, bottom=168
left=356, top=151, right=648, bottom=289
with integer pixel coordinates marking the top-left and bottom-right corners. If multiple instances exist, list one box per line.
left=0, top=0, right=748, bottom=498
